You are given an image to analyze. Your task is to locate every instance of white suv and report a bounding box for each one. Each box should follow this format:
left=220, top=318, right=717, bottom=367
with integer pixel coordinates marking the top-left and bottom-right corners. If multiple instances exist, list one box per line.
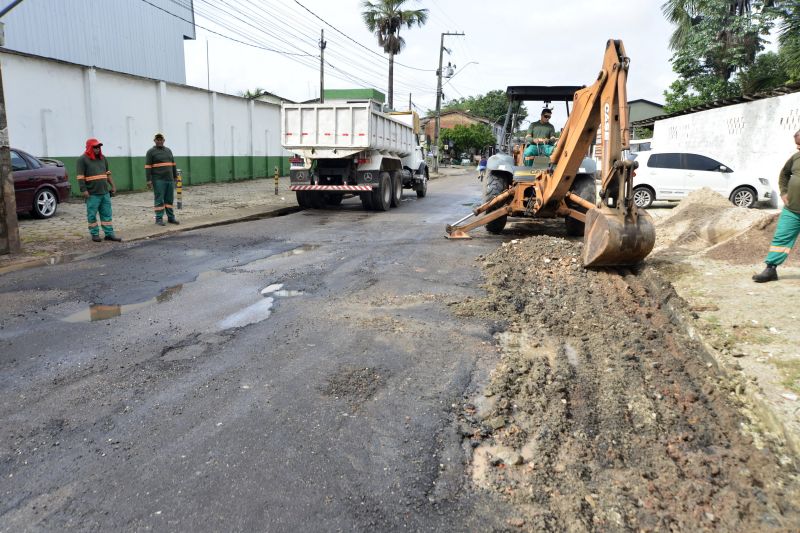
left=631, top=151, right=772, bottom=208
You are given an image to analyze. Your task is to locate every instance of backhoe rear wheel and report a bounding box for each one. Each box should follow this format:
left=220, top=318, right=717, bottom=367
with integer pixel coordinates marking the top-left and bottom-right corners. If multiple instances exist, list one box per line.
left=565, top=173, right=597, bottom=237
left=485, top=173, right=509, bottom=234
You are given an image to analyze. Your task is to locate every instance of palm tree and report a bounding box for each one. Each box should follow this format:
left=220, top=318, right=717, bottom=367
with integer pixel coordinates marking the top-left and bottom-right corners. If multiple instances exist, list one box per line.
left=661, top=0, right=765, bottom=81
left=361, top=0, right=428, bottom=109
left=777, top=1, right=800, bottom=79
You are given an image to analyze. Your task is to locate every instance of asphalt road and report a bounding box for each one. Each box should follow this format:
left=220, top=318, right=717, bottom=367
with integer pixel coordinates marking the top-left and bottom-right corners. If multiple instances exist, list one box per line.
left=0, top=174, right=518, bottom=531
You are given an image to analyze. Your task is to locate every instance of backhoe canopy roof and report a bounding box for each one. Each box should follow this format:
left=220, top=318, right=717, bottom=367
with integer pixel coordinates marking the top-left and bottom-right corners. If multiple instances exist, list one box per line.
left=506, top=86, right=584, bottom=103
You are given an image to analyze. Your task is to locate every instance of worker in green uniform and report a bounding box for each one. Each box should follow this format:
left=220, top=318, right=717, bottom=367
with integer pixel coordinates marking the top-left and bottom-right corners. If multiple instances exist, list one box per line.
left=77, top=138, right=121, bottom=242
left=526, top=109, right=557, bottom=160
left=753, top=129, right=800, bottom=282
left=145, top=133, right=179, bottom=226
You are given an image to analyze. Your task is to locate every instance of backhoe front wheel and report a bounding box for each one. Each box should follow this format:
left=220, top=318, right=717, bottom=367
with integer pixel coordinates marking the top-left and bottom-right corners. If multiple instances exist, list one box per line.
left=565, top=173, right=597, bottom=236
left=484, top=173, right=509, bottom=234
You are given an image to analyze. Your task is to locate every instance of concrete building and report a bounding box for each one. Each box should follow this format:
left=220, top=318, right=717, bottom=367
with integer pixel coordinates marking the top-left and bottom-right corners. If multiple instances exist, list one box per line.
left=2, top=49, right=289, bottom=193
left=2, top=0, right=195, bottom=84
left=628, top=99, right=664, bottom=131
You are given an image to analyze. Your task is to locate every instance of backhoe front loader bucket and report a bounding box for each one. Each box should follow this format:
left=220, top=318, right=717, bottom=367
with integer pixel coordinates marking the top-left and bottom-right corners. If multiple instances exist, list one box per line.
left=582, top=206, right=655, bottom=267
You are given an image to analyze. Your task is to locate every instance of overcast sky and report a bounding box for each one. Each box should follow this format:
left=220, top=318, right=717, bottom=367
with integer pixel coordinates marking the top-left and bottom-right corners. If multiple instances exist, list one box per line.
left=182, top=0, right=678, bottom=129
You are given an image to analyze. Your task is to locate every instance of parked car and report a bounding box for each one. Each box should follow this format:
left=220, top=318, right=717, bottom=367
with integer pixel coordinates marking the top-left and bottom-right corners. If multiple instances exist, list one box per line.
left=631, top=150, right=771, bottom=208
left=12, top=148, right=70, bottom=218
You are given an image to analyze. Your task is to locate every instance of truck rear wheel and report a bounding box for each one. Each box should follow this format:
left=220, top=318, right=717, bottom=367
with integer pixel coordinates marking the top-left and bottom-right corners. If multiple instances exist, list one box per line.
left=371, top=172, right=391, bottom=211
left=485, top=173, right=508, bottom=234
left=296, top=191, right=311, bottom=208
left=359, top=191, right=373, bottom=210
left=416, top=169, right=428, bottom=198
left=324, top=193, right=343, bottom=206
left=390, top=172, right=402, bottom=207
left=309, top=193, right=326, bottom=209
left=565, top=173, right=597, bottom=236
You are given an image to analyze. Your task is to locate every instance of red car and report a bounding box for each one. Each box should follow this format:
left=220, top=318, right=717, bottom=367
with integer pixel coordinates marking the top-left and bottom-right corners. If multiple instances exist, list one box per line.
left=12, top=148, right=71, bottom=218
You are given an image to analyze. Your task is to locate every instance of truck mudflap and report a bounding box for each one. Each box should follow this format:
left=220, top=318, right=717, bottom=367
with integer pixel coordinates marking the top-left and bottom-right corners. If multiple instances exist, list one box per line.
left=290, top=185, right=374, bottom=191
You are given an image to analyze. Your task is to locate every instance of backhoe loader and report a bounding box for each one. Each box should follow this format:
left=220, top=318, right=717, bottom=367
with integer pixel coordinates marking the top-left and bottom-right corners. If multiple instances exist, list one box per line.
left=445, top=39, right=655, bottom=267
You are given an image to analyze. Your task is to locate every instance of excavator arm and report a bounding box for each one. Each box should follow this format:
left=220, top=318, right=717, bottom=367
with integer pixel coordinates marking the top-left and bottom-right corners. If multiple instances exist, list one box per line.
left=445, top=39, right=655, bottom=267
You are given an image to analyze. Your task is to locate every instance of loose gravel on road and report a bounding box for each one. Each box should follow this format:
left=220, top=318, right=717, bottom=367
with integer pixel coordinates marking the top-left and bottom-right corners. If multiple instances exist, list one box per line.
left=455, top=232, right=800, bottom=532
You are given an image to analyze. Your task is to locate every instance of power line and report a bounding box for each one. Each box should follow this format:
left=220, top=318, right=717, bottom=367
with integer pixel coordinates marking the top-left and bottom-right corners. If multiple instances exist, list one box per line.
left=144, top=0, right=314, bottom=56
left=293, top=0, right=436, bottom=72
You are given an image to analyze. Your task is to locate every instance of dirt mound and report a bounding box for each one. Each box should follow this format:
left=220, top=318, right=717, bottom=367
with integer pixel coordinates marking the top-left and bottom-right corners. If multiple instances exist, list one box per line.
left=455, top=234, right=800, bottom=531
left=706, top=213, right=800, bottom=265
left=653, top=188, right=771, bottom=254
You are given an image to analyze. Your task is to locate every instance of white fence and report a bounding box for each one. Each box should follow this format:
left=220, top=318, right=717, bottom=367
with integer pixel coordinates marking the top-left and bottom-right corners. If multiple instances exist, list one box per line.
left=652, top=91, right=800, bottom=206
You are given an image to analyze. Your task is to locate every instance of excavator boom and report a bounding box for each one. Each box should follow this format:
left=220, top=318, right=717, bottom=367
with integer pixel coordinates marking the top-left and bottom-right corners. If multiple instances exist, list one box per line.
left=444, top=39, right=655, bottom=267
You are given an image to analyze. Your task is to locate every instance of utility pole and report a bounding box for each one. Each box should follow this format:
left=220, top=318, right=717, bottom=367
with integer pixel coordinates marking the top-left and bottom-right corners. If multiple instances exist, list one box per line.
left=433, top=32, right=464, bottom=173
left=0, top=16, right=20, bottom=255
left=319, top=29, right=326, bottom=103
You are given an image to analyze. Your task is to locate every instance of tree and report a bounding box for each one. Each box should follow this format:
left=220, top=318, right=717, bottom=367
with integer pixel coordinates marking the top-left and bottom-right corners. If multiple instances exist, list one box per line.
left=438, top=90, right=529, bottom=125
left=736, top=51, right=789, bottom=93
left=775, top=0, right=800, bottom=81
left=361, top=0, right=428, bottom=110
left=439, top=123, right=496, bottom=157
left=661, top=0, right=776, bottom=112
left=240, top=88, right=269, bottom=99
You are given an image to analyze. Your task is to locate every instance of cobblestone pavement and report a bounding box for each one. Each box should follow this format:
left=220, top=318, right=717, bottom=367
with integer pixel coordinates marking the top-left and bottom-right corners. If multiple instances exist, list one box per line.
left=0, top=177, right=299, bottom=273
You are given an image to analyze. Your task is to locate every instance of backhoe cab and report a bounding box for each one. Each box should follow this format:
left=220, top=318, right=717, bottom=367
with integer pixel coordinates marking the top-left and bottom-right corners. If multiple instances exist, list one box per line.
left=445, top=40, right=655, bottom=267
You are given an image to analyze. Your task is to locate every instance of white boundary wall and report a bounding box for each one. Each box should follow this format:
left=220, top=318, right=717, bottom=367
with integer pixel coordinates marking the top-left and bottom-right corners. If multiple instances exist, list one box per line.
left=1, top=50, right=288, bottom=161
left=652, top=91, right=800, bottom=207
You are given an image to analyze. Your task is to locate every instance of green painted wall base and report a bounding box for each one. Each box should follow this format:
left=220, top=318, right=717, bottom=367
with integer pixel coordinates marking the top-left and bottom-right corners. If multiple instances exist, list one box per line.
left=59, top=155, right=290, bottom=195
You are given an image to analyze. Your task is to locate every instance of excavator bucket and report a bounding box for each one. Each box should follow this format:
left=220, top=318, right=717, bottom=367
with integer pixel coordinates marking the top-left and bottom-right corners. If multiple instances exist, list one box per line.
left=582, top=206, right=655, bottom=267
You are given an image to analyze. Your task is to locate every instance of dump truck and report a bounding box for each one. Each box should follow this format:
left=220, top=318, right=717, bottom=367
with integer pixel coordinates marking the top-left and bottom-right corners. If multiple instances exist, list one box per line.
left=281, top=96, right=428, bottom=211
left=446, top=39, right=656, bottom=267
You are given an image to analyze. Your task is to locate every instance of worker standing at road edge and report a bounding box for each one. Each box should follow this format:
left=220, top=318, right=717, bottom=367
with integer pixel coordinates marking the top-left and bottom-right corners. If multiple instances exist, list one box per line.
left=753, top=129, right=800, bottom=282
left=77, top=138, right=121, bottom=243
left=145, top=133, right=180, bottom=226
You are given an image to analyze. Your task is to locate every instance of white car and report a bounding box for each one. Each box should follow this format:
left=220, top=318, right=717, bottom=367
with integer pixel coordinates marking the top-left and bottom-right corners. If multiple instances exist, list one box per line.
left=631, top=151, right=771, bottom=208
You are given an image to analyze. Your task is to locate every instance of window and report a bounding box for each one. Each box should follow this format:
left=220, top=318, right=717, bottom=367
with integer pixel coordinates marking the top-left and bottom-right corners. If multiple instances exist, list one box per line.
left=684, top=153, right=724, bottom=172
left=10, top=151, right=28, bottom=171
left=647, top=153, right=682, bottom=169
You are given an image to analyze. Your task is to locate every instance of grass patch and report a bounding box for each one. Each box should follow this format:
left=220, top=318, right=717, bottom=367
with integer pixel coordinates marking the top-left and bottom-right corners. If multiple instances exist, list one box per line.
left=773, top=359, right=800, bottom=394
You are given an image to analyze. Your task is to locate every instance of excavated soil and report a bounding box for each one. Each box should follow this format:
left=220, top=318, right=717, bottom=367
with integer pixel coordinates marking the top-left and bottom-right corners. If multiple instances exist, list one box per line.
left=706, top=213, right=800, bottom=265
left=652, top=188, right=771, bottom=256
left=455, top=234, right=800, bottom=532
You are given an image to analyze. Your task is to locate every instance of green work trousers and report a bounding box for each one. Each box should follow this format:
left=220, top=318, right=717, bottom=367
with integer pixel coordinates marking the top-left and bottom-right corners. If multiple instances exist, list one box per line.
left=86, top=193, right=114, bottom=237
left=765, top=207, right=800, bottom=266
left=153, top=179, right=175, bottom=221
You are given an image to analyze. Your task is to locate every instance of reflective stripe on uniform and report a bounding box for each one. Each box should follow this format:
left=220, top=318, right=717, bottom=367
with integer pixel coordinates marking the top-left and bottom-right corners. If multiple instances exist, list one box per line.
left=145, top=162, right=176, bottom=169
left=88, top=222, right=99, bottom=227
left=82, top=174, right=108, bottom=182
left=769, top=246, right=792, bottom=254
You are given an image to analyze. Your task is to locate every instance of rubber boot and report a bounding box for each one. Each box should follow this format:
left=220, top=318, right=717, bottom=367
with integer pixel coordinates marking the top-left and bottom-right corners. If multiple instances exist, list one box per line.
left=752, top=265, right=778, bottom=283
